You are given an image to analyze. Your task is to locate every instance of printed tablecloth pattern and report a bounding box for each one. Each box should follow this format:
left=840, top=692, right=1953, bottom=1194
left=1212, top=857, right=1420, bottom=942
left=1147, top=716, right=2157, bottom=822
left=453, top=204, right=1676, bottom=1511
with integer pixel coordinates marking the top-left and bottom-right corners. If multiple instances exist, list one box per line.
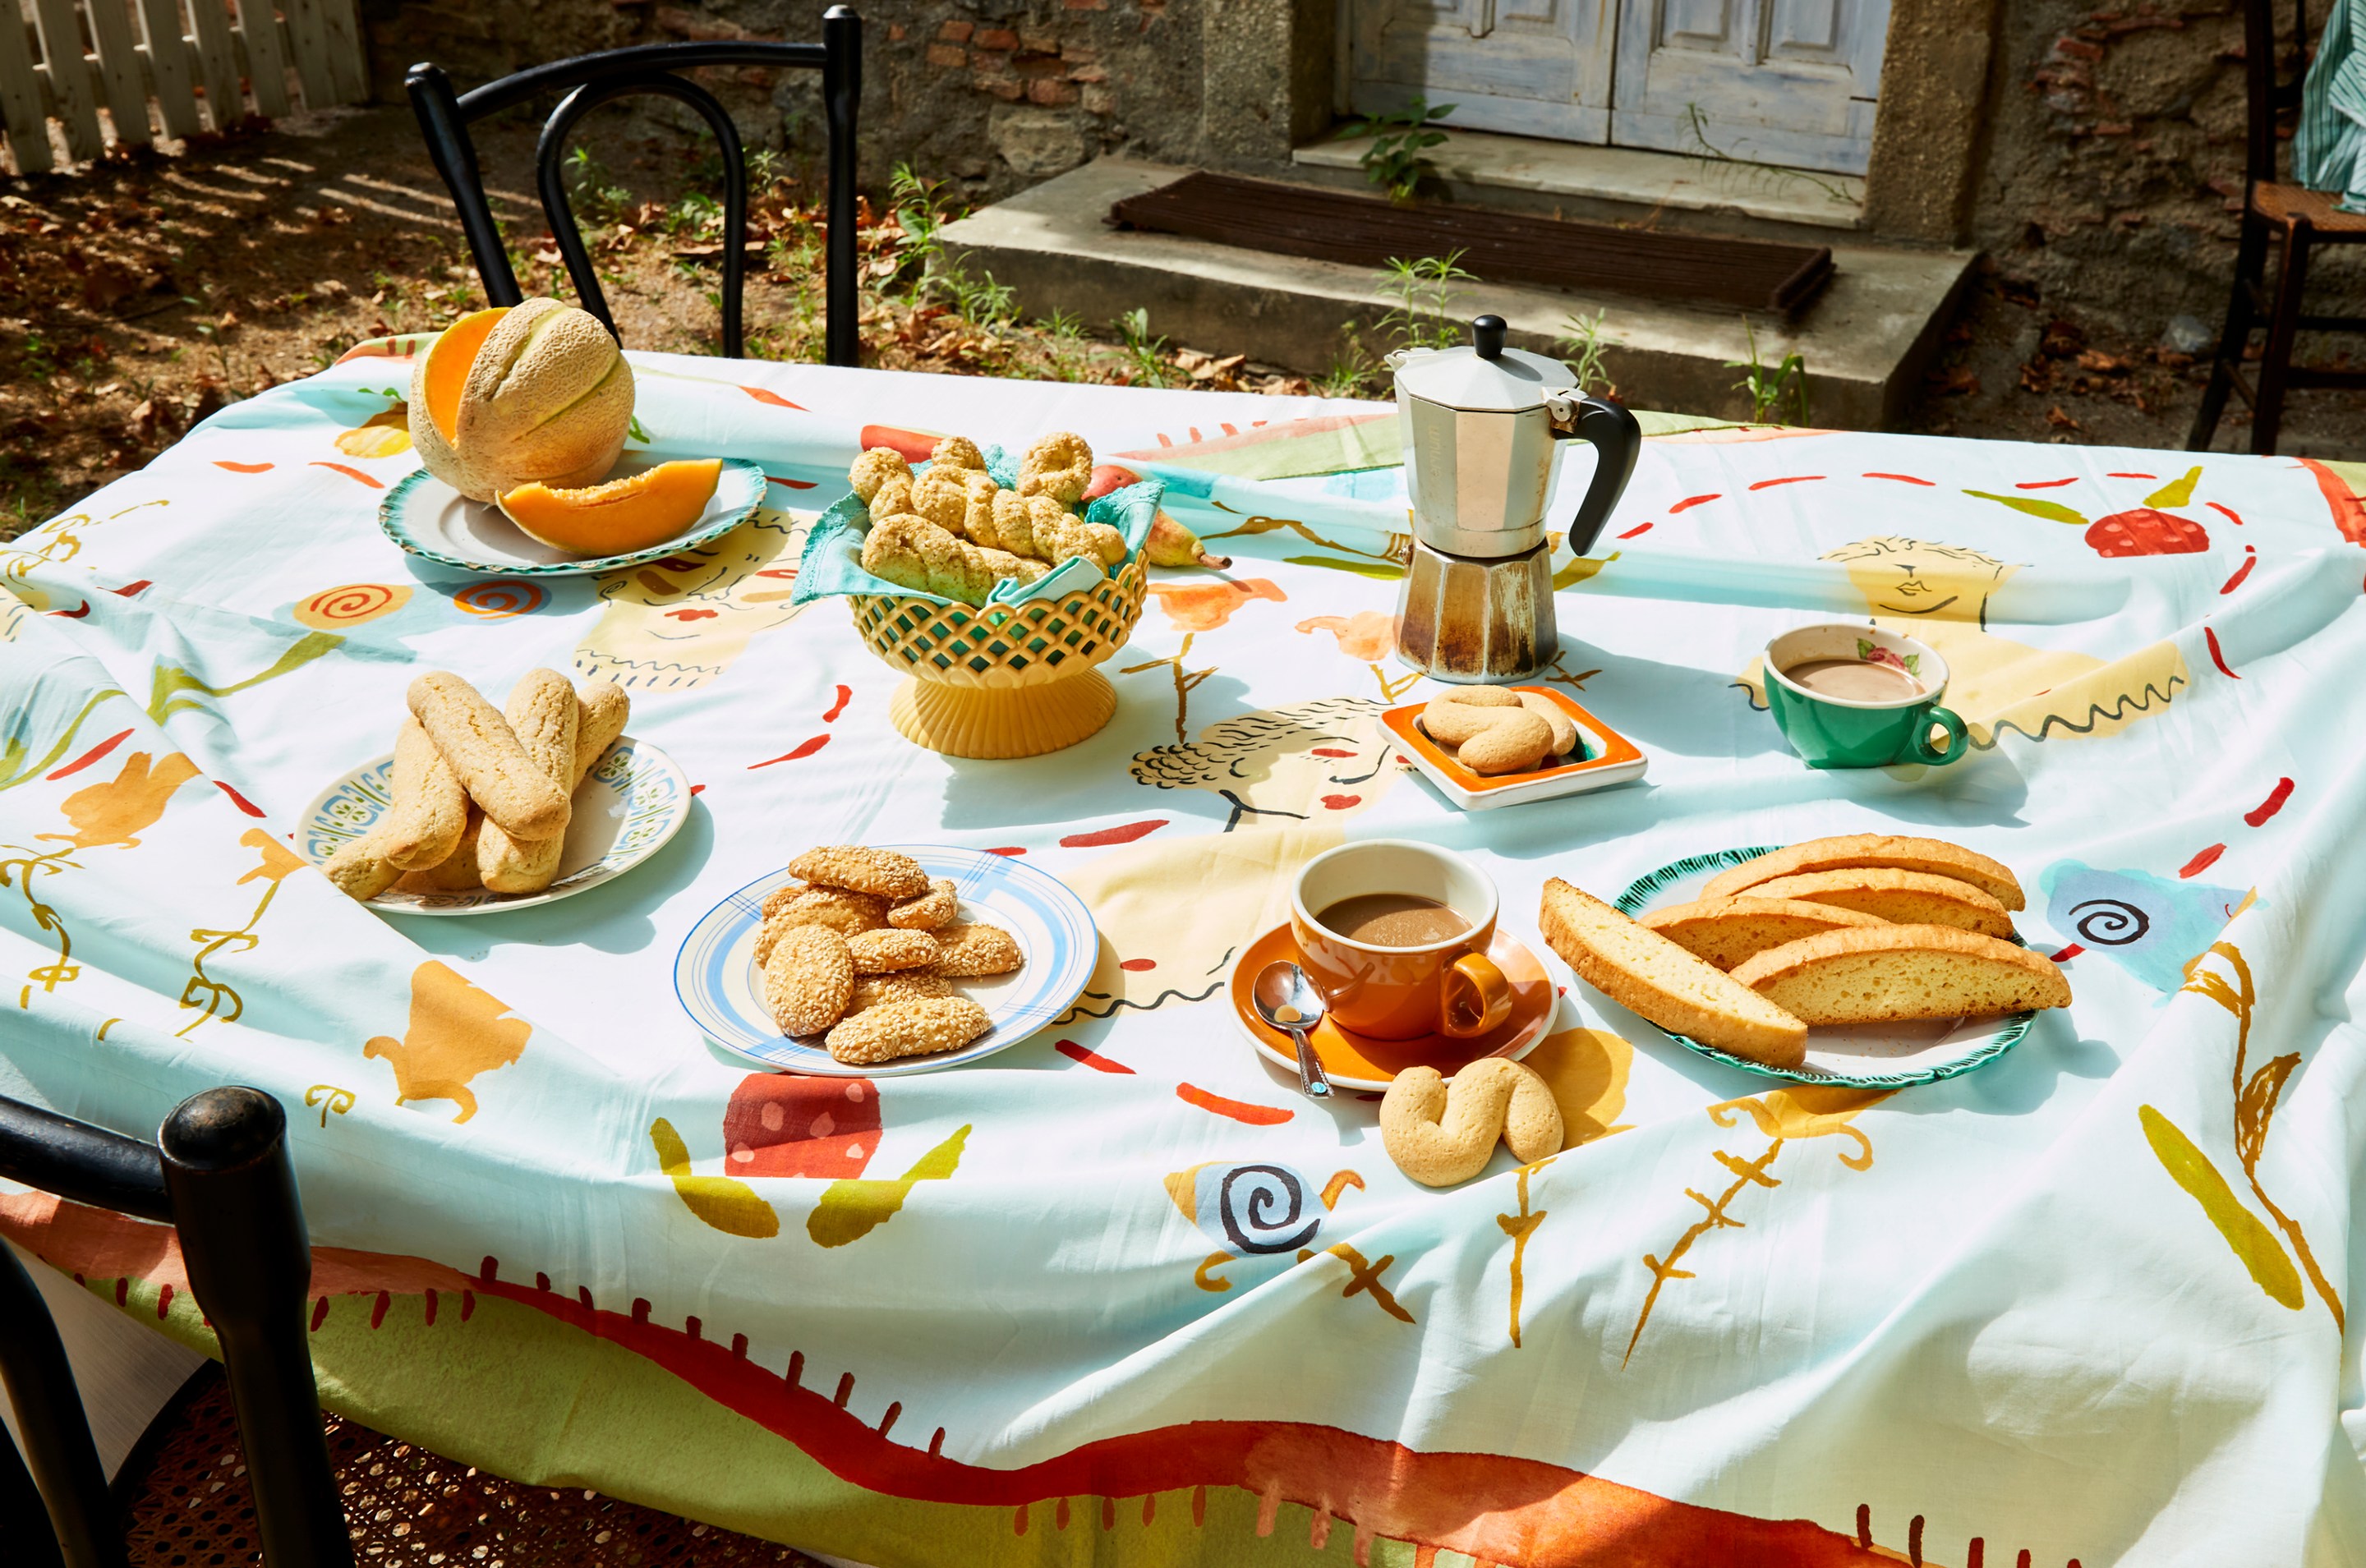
left=3, top=339, right=2366, bottom=1566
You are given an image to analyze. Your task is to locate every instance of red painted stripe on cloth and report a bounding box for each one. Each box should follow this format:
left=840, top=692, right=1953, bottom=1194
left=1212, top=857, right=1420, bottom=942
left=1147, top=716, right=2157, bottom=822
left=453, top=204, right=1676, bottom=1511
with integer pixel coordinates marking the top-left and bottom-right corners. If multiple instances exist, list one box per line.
left=47, top=729, right=133, bottom=780
left=2244, top=778, right=2294, bottom=825
left=1175, top=1083, right=1291, bottom=1124
left=2205, top=626, right=2239, bottom=678
left=2180, top=844, right=2227, bottom=877
left=1055, top=1041, right=1135, bottom=1074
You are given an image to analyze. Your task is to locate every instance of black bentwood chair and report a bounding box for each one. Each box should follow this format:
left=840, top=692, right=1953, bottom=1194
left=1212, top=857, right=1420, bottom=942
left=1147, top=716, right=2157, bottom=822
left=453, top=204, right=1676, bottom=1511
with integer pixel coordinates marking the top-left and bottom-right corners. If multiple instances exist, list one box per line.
left=2186, top=0, right=2366, bottom=453
left=0, top=1087, right=352, bottom=1568
left=405, top=7, right=863, bottom=365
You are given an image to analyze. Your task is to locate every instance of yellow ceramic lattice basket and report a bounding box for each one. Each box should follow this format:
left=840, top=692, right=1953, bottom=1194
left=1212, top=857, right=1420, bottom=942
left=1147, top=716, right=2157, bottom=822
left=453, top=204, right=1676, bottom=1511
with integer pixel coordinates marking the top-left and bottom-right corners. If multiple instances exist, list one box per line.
left=849, top=559, right=1149, bottom=759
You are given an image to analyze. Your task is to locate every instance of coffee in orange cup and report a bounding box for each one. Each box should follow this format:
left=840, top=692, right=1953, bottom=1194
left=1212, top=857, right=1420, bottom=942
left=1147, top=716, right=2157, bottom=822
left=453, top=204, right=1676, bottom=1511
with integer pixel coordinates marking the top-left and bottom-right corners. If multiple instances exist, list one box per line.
left=1290, top=839, right=1512, bottom=1041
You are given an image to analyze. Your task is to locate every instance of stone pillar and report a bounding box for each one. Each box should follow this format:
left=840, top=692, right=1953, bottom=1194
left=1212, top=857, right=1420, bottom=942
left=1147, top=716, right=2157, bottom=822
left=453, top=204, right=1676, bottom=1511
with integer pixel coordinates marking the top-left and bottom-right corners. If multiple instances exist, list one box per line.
left=1201, top=0, right=1335, bottom=168
left=1862, top=0, right=2001, bottom=242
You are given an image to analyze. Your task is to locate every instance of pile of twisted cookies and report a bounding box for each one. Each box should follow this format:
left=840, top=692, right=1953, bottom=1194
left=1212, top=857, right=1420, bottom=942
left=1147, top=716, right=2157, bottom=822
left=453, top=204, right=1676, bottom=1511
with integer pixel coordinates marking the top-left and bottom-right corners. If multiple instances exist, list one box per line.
left=849, top=432, right=1129, bottom=605
left=324, top=669, right=627, bottom=900
left=760, top=845, right=1024, bottom=1065
left=1418, top=688, right=1581, bottom=775
left=1540, top=834, right=2072, bottom=1072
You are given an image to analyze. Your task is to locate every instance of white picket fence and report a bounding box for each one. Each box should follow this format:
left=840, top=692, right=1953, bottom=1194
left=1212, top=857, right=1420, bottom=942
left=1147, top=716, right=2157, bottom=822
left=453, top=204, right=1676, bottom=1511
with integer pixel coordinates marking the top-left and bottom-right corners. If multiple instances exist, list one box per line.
left=0, top=0, right=370, bottom=175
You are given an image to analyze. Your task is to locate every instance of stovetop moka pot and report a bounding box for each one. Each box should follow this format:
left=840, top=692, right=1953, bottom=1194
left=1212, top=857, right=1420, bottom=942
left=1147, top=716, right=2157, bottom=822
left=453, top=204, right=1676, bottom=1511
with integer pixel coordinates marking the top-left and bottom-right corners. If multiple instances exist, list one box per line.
left=1390, top=315, right=1640, bottom=683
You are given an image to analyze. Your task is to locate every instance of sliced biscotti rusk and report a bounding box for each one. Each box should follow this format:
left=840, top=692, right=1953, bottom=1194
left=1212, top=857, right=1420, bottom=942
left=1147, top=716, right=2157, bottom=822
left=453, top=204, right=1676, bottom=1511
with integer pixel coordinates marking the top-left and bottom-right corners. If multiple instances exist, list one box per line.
left=1742, top=868, right=2014, bottom=940
left=1539, top=880, right=1810, bottom=1069
left=1701, top=835, right=2026, bottom=913
left=406, top=671, right=572, bottom=841
left=1640, top=897, right=1890, bottom=971
left=1728, top=923, right=2071, bottom=1026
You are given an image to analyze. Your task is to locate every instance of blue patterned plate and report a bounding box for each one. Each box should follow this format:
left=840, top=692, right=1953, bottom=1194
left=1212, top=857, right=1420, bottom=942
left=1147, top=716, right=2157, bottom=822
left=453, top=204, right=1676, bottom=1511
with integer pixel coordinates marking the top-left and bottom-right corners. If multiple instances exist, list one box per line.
left=298, top=736, right=689, bottom=916
left=1613, top=846, right=2039, bottom=1089
left=675, top=846, right=1098, bottom=1077
left=378, top=455, right=767, bottom=577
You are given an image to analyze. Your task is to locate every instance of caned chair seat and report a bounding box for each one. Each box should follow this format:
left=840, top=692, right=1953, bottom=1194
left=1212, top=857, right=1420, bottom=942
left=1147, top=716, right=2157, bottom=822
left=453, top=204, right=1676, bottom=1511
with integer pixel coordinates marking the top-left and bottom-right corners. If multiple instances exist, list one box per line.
left=120, top=1365, right=822, bottom=1567
left=2249, top=181, right=2366, bottom=233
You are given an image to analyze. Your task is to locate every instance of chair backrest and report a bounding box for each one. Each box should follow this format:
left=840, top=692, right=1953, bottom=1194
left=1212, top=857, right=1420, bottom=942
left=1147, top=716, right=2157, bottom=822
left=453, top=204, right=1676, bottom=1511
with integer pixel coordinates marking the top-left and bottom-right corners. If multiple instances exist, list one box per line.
left=405, top=7, right=863, bottom=365
left=2243, top=0, right=2316, bottom=190
left=0, top=1087, right=352, bottom=1568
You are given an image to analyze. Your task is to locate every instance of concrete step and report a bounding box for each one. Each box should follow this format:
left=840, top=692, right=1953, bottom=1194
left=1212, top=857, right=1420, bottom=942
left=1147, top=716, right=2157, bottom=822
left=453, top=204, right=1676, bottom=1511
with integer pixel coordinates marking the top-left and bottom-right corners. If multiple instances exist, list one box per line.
left=938, top=157, right=1976, bottom=430
left=1291, top=128, right=1867, bottom=249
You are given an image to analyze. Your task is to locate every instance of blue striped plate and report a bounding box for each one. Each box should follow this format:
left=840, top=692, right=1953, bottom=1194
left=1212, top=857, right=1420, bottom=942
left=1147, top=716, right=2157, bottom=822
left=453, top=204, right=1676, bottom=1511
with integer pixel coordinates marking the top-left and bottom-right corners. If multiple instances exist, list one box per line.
left=676, top=846, right=1098, bottom=1077
left=1613, top=846, right=2038, bottom=1089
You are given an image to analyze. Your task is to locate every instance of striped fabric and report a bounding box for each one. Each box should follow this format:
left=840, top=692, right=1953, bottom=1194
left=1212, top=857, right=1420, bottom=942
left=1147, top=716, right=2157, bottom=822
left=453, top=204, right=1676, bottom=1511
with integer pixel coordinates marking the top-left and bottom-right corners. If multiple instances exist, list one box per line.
left=2296, top=0, right=2366, bottom=211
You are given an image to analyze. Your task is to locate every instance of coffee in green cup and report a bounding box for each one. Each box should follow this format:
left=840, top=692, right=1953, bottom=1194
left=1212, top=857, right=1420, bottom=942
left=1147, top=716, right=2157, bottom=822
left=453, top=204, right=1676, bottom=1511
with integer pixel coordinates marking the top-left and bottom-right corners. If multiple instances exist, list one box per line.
left=1765, top=623, right=1968, bottom=769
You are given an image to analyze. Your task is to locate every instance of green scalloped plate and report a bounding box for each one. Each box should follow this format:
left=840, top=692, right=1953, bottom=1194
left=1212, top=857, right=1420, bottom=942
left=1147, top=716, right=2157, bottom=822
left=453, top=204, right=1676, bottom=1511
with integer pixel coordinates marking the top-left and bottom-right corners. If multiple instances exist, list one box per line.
left=1613, top=845, right=2040, bottom=1089
left=378, top=454, right=767, bottom=577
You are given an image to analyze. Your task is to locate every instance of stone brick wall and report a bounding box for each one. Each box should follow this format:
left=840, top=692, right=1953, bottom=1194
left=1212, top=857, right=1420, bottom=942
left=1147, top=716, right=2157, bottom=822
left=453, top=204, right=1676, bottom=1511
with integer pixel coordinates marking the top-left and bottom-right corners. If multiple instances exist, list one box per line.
left=363, top=0, right=1202, bottom=201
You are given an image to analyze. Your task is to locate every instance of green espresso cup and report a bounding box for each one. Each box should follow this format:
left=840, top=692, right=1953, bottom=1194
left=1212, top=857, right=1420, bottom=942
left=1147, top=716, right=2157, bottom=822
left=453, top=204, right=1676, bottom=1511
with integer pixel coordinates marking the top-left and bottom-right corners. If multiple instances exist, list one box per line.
left=1764, top=623, right=1968, bottom=769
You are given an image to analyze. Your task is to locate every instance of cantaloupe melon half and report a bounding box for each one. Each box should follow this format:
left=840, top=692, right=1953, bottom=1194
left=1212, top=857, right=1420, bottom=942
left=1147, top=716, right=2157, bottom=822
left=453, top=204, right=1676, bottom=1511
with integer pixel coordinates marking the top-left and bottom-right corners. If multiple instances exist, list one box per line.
left=407, top=306, right=509, bottom=498
left=498, top=459, right=722, bottom=555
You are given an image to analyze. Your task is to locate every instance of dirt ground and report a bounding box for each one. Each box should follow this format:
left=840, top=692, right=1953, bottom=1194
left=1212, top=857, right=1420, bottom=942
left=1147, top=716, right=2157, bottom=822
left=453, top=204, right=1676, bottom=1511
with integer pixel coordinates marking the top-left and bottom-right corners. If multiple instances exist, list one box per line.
left=2, top=103, right=2359, bottom=541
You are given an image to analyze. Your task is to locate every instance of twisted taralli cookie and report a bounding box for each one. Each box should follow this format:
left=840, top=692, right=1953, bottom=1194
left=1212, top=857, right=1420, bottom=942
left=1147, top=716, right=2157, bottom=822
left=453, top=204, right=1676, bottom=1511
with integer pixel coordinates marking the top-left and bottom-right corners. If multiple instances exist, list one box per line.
left=1017, top=431, right=1093, bottom=504
left=868, top=472, right=916, bottom=521
left=887, top=877, right=960, bottom=931
left=849, top=447, right=911, bottom=504
left=861, top=512, right=1047, bottom=604
left=406, top=672, right=572, bottom=842
left=825, top=996, right=993, bottom=1065
left=848, top=928, right=941, bottom=973
left=791, top=846, right=932, bottom=901
left=378, top=716, right=469, bottom=871
left=1379, top=1059, right=1565, bottom=1188
left=909, top=467, right=977, bottom=533
left=849, top=971, right=955, bottom=1014
left=763, top=926, right=855, bottom=1037
left=1458, top=710, right=1556, bottom=775
left=932, top=435, right=987, bottom=471
left=933, top=921, right=1024, bottom=977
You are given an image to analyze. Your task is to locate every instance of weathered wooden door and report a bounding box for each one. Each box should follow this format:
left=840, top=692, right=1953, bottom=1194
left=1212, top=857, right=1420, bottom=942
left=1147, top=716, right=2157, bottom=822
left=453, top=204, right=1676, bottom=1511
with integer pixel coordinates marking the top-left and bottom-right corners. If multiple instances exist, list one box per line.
left=1340, top=0, right=1887, bottom=175
left=1342, top=0, right=1617, bottom=143
left=1608, top=0, right=1890, bottom=172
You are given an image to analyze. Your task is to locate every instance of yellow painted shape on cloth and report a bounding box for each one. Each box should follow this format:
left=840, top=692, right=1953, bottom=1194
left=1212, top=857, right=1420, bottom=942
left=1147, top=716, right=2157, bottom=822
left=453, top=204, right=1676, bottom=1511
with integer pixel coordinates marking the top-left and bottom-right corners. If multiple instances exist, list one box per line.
left=36, top=750, right=200, bottom=850
left=1127, top=697, right=1397, bottom=832
left=1519, top=1027, right=1634, bottom=1147
left=1163, top=1162, right=1207, bottom=1225
left=575, top=509, right=811, bottom=692
left=2138, top=1103, right=2302, bottom=1310
left=334, top=407, right=413, bottom=458
left=362, top=961, right=531, bottom=1124
left=238, top=826, right=306, bottom=885
left=1296, top=611, right=1396, bottom=661
left=1060, top=823, right=1342, bottom=1017
left=651, top=1117, right=780, bottom=1239
left=1709, top=1084, right=1890, bottom=1170
left=2145, top=467, right=2203, bottom=508
left=148, top=632, right=343, bottom=725
left=807, top=1124, right=970, bottom=1248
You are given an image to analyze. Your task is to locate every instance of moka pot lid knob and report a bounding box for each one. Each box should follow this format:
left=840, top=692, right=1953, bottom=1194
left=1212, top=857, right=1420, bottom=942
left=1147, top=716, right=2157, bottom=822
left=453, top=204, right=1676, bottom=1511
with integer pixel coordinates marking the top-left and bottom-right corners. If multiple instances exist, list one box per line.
left=1390, top=315, right=1575, bottom=413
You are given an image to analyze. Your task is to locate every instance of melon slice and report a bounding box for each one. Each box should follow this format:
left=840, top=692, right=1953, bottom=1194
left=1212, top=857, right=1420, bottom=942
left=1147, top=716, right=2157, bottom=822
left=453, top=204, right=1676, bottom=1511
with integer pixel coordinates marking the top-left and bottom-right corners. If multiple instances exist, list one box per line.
left=407, top=307, right=509, bottom=498
left=499, top=459, right=723, bottom=555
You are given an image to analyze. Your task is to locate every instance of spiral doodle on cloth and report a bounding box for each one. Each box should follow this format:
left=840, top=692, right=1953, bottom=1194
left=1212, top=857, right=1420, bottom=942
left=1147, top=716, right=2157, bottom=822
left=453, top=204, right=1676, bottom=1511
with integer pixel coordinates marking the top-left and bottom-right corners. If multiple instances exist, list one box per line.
left=2040, top=861, right=2251, bottom=991
left=1164, top=1161, right=1322, bottom=1253
left=292, top=583, right=412, bottom=630
left=451, top=580, right=546, bottom=618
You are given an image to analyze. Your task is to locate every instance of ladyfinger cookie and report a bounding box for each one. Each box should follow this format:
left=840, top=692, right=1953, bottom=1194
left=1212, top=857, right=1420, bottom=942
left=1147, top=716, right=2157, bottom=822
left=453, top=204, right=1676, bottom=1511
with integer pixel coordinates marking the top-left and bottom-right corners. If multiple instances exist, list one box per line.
left=406, top=671, right=571, bottom=842
left=397, top=812, right=485, bottom=893
left=476, top=670, right=582, bottom=894
left=379, top=715, right=470, bottom=871
left=322, top=830, right=403, bottom=902
left=475, top=680, right=633, bottom=895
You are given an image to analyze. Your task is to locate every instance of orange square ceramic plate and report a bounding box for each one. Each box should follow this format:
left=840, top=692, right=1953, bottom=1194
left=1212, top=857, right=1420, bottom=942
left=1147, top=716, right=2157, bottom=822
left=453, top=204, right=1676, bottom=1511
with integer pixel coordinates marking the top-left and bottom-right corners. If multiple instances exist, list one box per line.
left=1383, top=686, right=1647, bottom=811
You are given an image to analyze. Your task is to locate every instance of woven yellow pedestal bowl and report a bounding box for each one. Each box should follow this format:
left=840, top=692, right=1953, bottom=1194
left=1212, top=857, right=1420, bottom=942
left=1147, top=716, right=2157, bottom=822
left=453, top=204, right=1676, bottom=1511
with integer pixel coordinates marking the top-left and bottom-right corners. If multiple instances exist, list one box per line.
left=849, top=559, right=1148, bottom=759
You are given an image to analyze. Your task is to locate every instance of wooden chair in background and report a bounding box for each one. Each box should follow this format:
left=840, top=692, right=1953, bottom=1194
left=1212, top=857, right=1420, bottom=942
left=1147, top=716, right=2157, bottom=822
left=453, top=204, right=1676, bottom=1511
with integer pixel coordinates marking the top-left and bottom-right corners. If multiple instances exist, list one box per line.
left=2188, top=0, right=2366, bottom=453
left=405, top=8, right=863, bottom=365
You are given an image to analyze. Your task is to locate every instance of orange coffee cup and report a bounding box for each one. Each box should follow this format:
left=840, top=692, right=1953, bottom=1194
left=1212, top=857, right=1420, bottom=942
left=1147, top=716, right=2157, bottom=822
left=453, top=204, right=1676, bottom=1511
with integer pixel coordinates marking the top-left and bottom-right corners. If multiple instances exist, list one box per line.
left=1289, top=839, right=1513, bottom=1041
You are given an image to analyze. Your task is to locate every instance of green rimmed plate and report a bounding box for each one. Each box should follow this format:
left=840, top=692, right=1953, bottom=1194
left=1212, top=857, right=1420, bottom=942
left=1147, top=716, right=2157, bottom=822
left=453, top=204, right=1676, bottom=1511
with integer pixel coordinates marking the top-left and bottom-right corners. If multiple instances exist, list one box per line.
left=1613, top=845, right=2040, bottom=1088
left=378, top=454, right=768, bottom=577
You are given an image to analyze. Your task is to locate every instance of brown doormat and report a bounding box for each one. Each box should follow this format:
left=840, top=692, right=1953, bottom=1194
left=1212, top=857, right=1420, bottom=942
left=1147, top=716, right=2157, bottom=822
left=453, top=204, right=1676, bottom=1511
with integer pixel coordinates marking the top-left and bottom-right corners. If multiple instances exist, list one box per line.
left=1108, top=172, right=1834, bottom=316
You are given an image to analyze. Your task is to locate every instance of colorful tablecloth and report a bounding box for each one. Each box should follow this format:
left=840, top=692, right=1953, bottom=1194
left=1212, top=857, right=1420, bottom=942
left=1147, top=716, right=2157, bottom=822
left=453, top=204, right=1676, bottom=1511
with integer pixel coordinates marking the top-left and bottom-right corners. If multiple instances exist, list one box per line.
left=5, top=342, right=2366, bottom=1567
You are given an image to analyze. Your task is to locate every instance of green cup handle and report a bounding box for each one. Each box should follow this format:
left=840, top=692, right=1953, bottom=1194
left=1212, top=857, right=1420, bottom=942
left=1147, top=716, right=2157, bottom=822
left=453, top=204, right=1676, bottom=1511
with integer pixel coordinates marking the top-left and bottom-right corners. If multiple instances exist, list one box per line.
left=1906, top=706, right=1968, bottom=766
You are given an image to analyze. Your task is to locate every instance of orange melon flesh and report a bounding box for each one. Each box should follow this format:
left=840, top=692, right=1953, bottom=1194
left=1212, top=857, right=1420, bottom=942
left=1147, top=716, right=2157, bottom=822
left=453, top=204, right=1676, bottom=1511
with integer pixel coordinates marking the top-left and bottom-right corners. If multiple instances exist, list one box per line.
left=422, top=307, right=509, bottom=442
left=498, top=458, right=722, bottom=555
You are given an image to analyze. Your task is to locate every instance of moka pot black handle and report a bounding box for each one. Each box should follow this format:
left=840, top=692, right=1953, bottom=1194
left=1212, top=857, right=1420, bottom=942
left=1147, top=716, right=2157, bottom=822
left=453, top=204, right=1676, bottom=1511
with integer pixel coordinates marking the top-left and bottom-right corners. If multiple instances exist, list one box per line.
left=1549, top=390, right=1640, bottom=558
